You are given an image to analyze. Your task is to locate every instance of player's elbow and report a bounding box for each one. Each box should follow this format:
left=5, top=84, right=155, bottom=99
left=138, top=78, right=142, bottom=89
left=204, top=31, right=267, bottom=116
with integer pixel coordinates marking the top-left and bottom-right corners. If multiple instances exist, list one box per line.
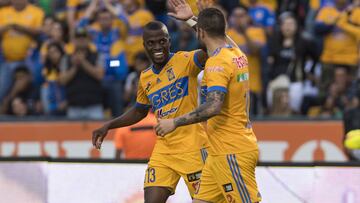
left=208, top=103, right=222, bottom=117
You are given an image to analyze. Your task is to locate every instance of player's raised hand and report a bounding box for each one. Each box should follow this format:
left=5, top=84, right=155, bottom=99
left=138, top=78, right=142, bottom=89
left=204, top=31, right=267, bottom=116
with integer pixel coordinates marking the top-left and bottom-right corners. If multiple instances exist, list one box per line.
left=92, top=125, right=109, bottom=150
left=168, top=0, right=194, bottom=21
left=155, top=119, right=176, bottom=137
left=196, top=0, right=214, bottom=12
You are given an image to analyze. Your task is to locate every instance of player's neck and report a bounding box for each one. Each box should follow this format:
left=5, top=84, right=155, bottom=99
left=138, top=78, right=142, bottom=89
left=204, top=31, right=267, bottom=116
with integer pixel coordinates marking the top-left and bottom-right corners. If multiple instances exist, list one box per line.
left=206, top=37, right=227, bottom=57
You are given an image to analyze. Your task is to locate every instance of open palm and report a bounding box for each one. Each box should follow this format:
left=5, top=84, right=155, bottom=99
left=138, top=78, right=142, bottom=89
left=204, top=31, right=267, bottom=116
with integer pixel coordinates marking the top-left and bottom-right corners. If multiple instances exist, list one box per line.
left=168, top=0, right=194, bottom=21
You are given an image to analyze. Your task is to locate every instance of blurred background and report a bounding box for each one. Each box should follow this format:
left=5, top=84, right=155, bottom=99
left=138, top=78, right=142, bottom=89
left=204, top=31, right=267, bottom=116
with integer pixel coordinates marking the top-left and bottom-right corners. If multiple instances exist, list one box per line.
left=0, top=0, right=360, bottom=202
left=0, top=0, right=359, bottom=159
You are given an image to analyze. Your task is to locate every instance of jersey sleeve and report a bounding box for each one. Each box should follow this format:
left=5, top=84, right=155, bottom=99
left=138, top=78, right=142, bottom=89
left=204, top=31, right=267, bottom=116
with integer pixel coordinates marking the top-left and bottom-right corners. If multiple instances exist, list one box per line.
left=135, top=78, right=152, bottom=109
left=187, top=50, right=205, bottom=77
left=204, top=58, right=232, bottom=94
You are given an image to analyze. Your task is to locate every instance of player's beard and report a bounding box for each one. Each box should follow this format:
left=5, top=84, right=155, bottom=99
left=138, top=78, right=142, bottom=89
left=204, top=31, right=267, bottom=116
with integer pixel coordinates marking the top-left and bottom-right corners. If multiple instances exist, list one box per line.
left=197, top=32, right=207, bottom=53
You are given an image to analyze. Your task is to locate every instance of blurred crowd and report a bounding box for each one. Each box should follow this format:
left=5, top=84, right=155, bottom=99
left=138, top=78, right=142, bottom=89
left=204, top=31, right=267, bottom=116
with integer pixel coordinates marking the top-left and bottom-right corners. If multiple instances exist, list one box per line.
left=0, top=0, right=359, bottom=120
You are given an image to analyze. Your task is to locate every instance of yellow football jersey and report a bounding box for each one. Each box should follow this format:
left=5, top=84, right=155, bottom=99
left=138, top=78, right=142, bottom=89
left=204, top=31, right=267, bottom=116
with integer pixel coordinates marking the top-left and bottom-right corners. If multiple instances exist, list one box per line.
left=202, top=46, right=258, bottom=155
left=136, top=51, right=208, bottom=154
left=0, top=5, right=44, bottom=61
left=316, top=6, right=358, bottom=66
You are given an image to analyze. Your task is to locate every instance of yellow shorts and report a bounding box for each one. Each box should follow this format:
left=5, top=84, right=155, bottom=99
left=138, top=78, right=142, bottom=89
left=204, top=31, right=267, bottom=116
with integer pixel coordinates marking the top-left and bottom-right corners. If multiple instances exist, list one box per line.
left=194, top=150, right=261, bottom=203
left=144, top=148, right=208, bottom=197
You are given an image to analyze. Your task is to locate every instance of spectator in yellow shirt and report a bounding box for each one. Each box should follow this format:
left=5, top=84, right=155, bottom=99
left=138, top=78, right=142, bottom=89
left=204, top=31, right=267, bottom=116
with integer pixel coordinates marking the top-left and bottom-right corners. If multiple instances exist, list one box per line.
left=0, top=0, right=44, bottom=105
left=122, top=0, right=154, bottom=67
left=314, top=0, right=358, bottom=94
left=227, top=6, right=266, bottom=115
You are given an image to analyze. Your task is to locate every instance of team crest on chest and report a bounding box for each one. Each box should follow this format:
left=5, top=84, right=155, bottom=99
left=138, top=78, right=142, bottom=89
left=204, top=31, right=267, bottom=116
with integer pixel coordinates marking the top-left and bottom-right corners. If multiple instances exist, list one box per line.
left=156, top=78, right=162, bottom=84
left=166, top=68, right=175, bottom=81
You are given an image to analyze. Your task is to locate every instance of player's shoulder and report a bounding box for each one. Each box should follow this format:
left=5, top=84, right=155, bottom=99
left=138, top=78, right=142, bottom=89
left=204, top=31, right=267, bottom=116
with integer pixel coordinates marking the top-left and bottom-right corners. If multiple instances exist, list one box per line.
left=207, top=47, right=247, bottom=67
left=173, top=50, right=196, bottom=59
left=141, top=65, right=152, bottom=75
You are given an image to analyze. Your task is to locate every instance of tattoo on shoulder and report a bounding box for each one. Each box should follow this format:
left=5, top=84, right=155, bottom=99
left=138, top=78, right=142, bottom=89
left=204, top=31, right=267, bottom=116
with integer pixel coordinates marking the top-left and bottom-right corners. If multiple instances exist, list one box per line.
left=206, top=90, right=225, bottom=104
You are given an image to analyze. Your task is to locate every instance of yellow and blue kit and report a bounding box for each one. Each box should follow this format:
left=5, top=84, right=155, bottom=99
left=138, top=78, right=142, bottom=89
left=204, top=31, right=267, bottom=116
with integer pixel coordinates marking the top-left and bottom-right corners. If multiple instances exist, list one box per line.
left=136, top=50, right=208, bottom=195
left=195, top=46, right=261, bottom=203
left=0, top=5, right=44, bottom=62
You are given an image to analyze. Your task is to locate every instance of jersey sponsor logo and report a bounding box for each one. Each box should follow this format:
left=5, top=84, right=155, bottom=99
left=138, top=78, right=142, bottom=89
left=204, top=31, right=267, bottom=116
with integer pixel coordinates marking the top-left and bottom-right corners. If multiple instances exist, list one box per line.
left=148, top=77, right=189, bottom=110
left=187, top=171, right=202, bottom=182
left=157, top=107, right=178, bottom=118
left=223, top=183, right=234, bottom=192
left=206, top=66, right=224, bottom=73
left=166, top=68, right=176, bottom=81
left=237, top=72, right=249, bottom=82
left=233, top=55, right=248, bottom=69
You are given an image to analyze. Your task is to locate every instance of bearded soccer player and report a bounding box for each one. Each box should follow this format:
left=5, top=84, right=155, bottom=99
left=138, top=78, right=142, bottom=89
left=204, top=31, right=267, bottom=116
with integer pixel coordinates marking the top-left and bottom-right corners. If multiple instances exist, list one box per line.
left=92, top=21, right=209, bottom=202
left=156, top=1, right=261, bottom=203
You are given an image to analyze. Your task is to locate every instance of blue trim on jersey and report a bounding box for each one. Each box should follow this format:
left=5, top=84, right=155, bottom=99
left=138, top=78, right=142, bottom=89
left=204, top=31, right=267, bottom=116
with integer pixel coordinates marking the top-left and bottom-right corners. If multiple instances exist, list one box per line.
left=193, top=51, right=203, bottom=69
left=231, top=154, right=252, bottom=202
left=207, top=86, right=227, bottom=93
left=227, top=155, right=248, bottom=203
left=212, top=44, right=232, bottom=56
left=135, top=102, right=151, bottom=110
left=151, top=53, right=175, bottom=75
left=200, top=148, right=208, bottom=163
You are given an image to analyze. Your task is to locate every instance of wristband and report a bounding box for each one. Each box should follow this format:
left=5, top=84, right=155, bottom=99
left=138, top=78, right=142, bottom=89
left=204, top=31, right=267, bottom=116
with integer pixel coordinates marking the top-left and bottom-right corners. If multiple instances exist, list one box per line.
left=186, top=16, right=197, bottom=27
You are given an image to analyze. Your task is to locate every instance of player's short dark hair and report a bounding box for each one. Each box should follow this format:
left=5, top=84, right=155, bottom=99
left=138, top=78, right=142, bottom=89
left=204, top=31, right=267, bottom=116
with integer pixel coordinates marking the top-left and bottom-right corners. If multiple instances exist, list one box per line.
left=144, top=21, right=166, bottom=32
left=143, top=21, right=169, bottom=40
left=198, top=7, right=226, bottom=38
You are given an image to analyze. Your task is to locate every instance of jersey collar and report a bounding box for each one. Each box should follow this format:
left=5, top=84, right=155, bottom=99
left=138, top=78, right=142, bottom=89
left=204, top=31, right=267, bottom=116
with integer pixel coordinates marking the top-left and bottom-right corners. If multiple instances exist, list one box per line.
left=212, top=44, right=232, bottom=56
left=151, top=52, right=175, bottom=74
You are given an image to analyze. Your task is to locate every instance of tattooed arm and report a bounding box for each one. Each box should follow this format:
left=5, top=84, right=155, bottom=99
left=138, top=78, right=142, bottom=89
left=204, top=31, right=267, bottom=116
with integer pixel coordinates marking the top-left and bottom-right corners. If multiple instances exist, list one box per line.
left=175, top=90, right=225, bottom=126
left=155, top=90, right=225, bottom=136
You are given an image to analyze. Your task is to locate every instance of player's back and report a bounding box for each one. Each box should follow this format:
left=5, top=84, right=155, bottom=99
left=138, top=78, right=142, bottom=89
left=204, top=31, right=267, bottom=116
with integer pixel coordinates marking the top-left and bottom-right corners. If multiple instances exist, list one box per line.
left=203, top=46, right=258, bottom=155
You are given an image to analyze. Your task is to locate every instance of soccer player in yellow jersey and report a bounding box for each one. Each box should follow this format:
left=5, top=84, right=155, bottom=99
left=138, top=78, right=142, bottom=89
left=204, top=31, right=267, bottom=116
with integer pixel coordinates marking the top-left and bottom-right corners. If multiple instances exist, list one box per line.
left=92, top=21, right=209, bottom=202
left=156, top=1, right=261, bottom=202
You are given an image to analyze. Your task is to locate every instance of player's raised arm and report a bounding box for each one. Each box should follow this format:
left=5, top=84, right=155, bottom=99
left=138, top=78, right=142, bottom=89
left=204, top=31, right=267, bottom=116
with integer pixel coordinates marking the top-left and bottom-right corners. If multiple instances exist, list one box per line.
left=167, top=0, right=239, bottom=48
left=92, top=105, right=149, bottom=149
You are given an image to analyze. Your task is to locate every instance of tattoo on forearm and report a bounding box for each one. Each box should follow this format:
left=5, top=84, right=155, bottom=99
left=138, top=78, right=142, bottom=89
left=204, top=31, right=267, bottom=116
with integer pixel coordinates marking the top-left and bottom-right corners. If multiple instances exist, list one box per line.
left=174, top=90, right=225, bottom=127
